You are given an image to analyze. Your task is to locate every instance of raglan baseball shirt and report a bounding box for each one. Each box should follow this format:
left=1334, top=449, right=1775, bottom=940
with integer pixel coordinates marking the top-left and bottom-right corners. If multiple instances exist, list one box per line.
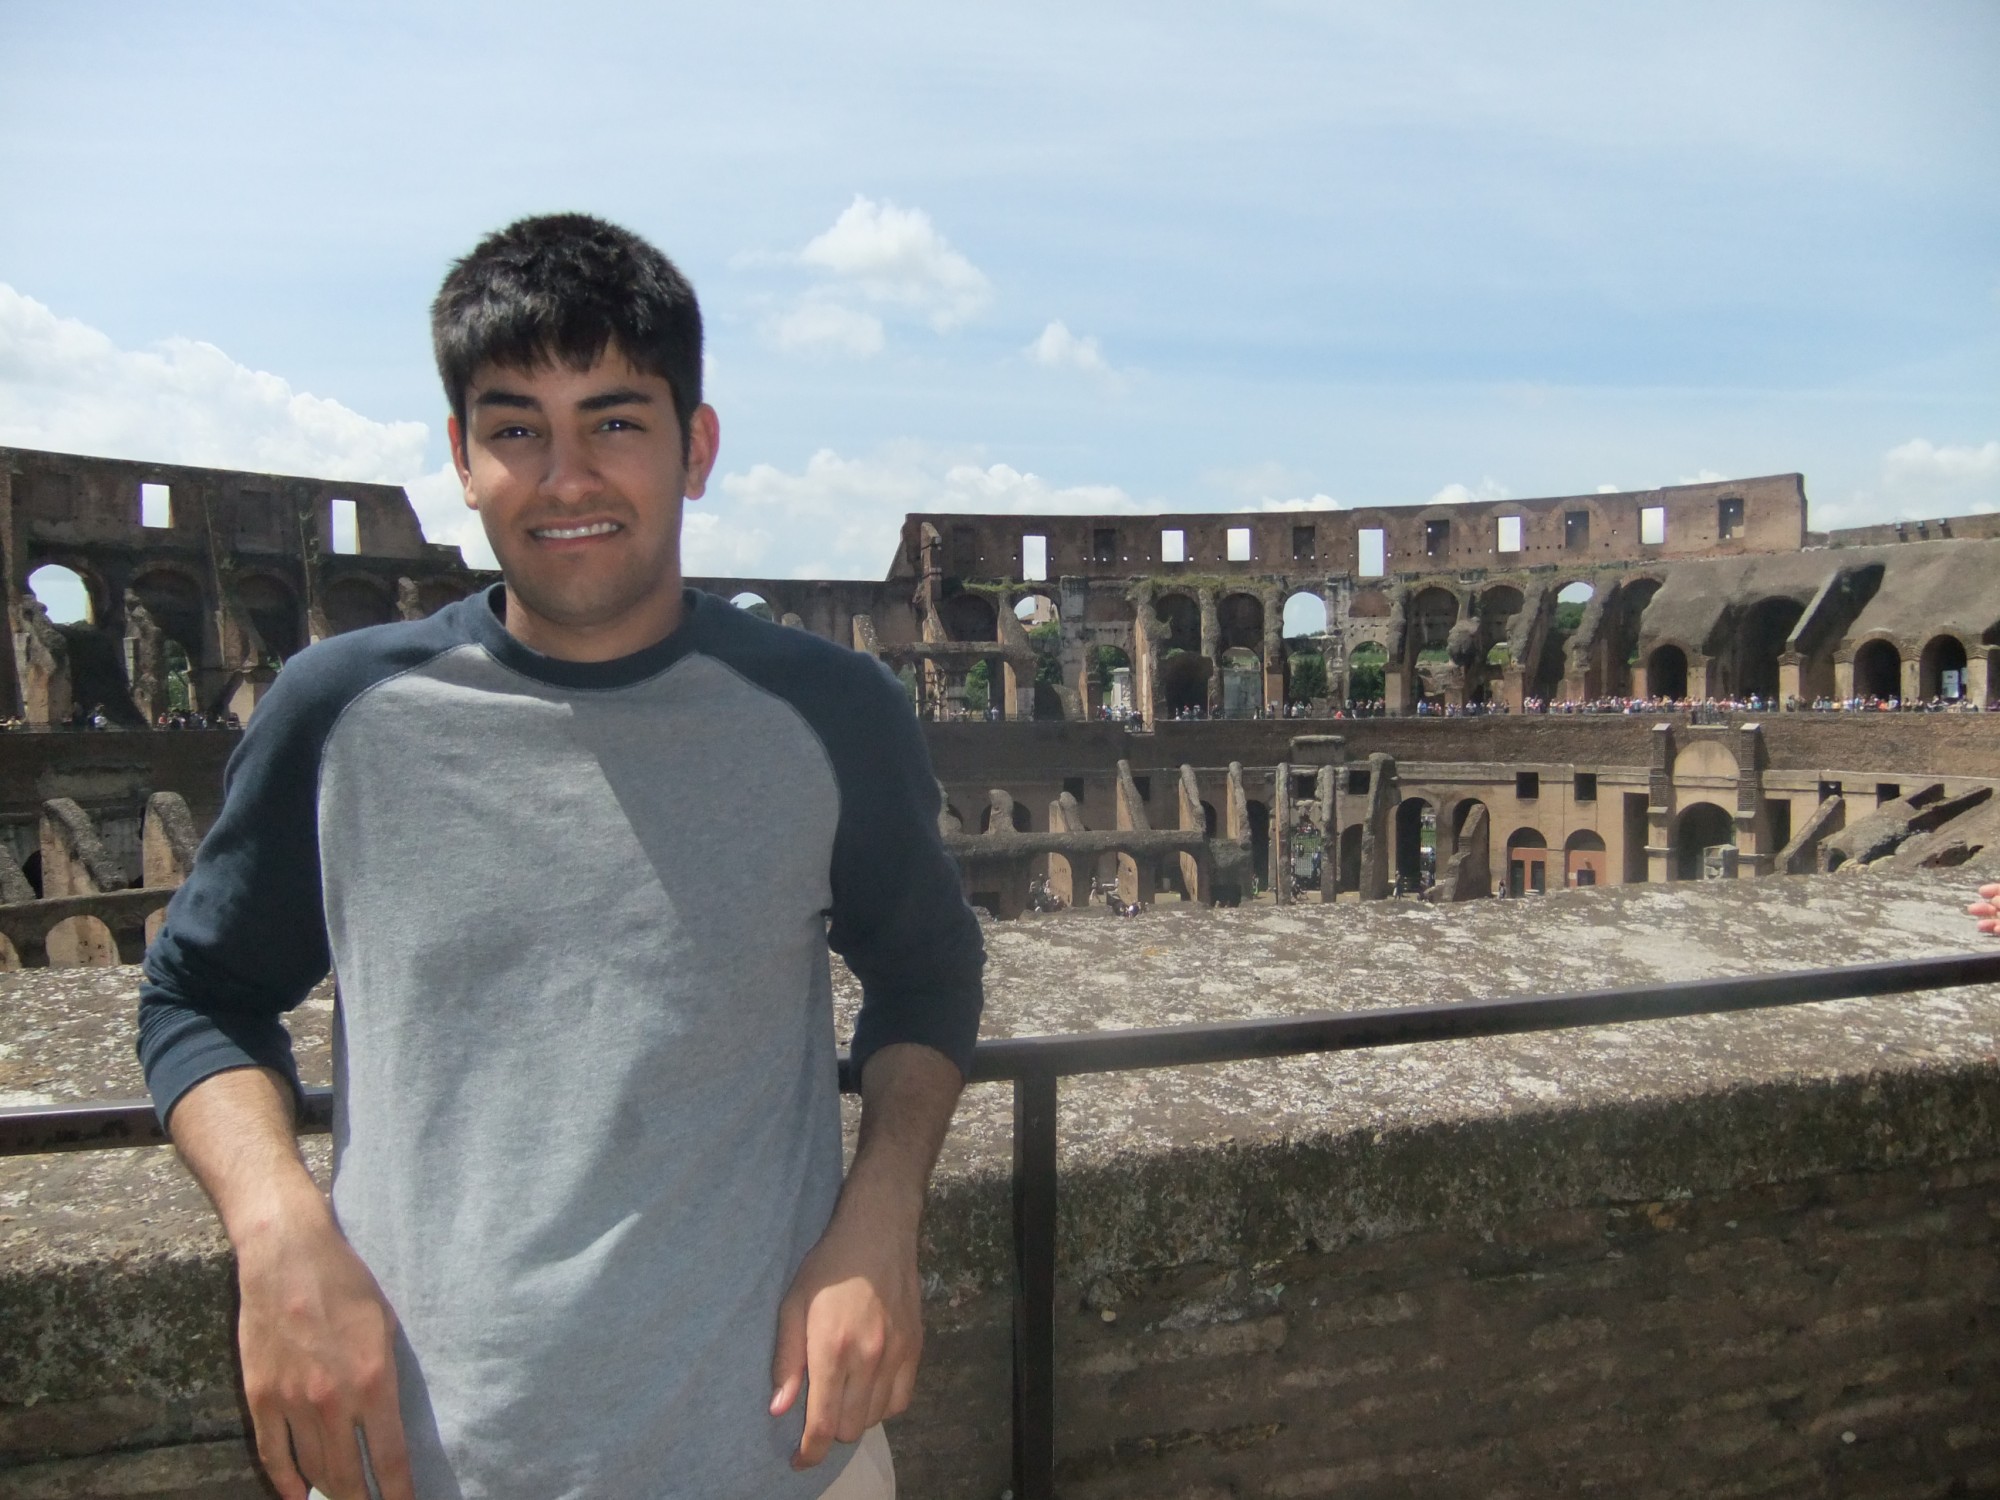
left=137, top=585, right=986, bottom=1500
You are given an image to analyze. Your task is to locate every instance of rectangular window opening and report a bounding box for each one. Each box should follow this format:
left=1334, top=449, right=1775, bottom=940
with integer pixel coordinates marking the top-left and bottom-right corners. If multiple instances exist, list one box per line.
left=330, top=498, right=360, bottom=555
left=1718, top=497, right=1745, bottom=541
left=1496, top=515, right=1523, bottom=553
left=1516, top=770, right=1540, bottom=799
left=1225, top=527, right=1252, bottom=562
left=1876, top=782, right=1901, bottom=806
left=1574, top=772, right=1597, bottom=803
left=1768, top=799, right=1793, bottom=851
left=1346, top=767, right=1370, bottom=796
left=1062, top=776, right=1085, bottom=802
left=1091, top=528, right=1117, bottom=564
left=1292, top=525, right=1317, bottom=562
left=1132, top=775, right=1152, bottom=802
left=1818, top=780, right=1843, bottom=804
left=1161, top=528, right=1186, bottom=564
left=1424, top=519, right=1450, bottom=558
left=1022, top=534, right=1048, bottom=582
left=1563, top=511, right=1590, bottom=550
left=1639, top=506, right=1666, bottom=546
left=140, top=482, right=172, bottom=529
left=951, top=525, right=977, bottom=565
left=1358, top=528, right=1386, bottom=578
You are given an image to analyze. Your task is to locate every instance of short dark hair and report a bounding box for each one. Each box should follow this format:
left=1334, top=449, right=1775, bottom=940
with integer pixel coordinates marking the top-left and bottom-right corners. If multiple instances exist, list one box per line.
left=431, top=214, right=703, bottom=452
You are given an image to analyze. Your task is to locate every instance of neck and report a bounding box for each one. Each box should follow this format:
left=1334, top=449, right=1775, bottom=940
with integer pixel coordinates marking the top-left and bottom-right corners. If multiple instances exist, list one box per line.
left=499, top=580, right=687, bottom=663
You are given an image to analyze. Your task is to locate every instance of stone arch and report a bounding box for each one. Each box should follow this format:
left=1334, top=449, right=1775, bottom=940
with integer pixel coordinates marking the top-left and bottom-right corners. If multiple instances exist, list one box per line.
left=1281, top=590, right=1327, bottom=638
left=729, top=590, right=775, bottom=621
left=1564, top=828, right=1608, bottom=888
left=27, top=560, right=106, bottom=626
left=46, top=913, right=119, bottom=968
left=1407, top=587, right=1459, bottom=655
left=324, top=576, right=396, bottom=636
left=978, top=799, right=1034, bottom=834
left=416, top=579, right=468, bottom=616
left=1730, top=595, right=1806, bottom=700
left=1647, top=643, right=1689, bottom=700
left=128, top=565, right=207, bottom=661
left=1673, top=801, right=1736, bottom=880
left=1012, top=591, right=1059, bottom=626
left=1159, top=650, right=1212, bottom=715
left=1217, top=592, right=1264, bottom=655
left=940, top=591, right=998, bottom=643
left=237, top=574, right=304, bottom=660
left=1918, top=633, right=1970, bottom=701
left=1153, top=592, right=1201, bottom=654
left=1851, top=637, right=1902, bottom=700
left=1504, top=827, right=1550, bottom=896
left=1602, top=577, right=1664, bottom=696
left=1466, top=584, right=1526, bottom=700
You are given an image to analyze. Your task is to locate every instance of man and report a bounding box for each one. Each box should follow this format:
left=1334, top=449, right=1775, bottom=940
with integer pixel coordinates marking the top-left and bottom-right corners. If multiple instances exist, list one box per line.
left=137, top=214, right=985, bottom=1500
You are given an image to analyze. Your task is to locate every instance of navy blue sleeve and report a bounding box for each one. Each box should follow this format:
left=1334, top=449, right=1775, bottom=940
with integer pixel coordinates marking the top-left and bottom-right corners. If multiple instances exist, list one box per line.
left=137, top=616, right=462, bottom=1126
left=694, top=600, right=985, bottom=1080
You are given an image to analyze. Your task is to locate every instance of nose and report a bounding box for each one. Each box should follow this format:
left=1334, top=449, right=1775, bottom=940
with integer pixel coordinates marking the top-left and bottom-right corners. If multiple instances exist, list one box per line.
left=538, top=426, right=602, bottom=508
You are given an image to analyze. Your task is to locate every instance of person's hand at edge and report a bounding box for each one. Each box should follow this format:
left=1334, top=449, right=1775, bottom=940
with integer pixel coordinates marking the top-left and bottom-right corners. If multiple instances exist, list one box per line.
left=769, top=1042, right=962, bottom=1470
left=170, top=1067, right=416, bottom=1500
left=1970, top=882, right=2000, bottom=935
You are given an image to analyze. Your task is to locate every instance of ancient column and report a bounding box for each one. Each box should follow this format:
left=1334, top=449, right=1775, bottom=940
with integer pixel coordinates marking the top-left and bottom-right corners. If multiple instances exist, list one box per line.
left=1272, top=761, right=1293, bottom=906
left=1176, top=765, right=1212, bottom=904
left=1358, top=753, right=1399, bottom=900
left=1647, top=723, right=1677, bottom=882
left=1198, top=587, right=1221, bottom=716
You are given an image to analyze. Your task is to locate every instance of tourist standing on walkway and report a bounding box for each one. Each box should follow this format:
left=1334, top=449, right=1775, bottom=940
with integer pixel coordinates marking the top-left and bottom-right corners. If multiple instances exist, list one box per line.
left=138, top=215, right=984, bottom=1500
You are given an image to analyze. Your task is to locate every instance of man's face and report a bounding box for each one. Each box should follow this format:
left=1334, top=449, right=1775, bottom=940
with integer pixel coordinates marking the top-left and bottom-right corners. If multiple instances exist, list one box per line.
left=450, top=347, right=720, bottom=661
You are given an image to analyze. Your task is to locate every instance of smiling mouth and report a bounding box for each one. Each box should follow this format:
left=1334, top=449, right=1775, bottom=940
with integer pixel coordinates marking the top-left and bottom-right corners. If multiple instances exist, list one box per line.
left=530, top=520, right=623, bottom=541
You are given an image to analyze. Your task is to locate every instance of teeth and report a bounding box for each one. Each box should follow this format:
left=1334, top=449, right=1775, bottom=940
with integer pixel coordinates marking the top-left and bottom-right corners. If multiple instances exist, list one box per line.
left=533, top=521, right=621, bottom=540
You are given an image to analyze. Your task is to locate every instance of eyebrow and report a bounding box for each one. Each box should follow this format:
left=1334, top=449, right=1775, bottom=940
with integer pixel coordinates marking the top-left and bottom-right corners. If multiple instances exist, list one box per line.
left=471, top=387, right=655, bottom=413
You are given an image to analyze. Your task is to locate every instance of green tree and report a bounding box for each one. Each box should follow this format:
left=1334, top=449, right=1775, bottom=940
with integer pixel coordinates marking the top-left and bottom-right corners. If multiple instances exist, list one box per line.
left=1089, top=644, right=1130, bottom=695
left=963, top=660, right=991, bottom=712
left=1287, top=652, right=1328, bottom=703
left=1348, top=643, right=1387, bottom=701
left=1027, top=621, right=1064, bottom=687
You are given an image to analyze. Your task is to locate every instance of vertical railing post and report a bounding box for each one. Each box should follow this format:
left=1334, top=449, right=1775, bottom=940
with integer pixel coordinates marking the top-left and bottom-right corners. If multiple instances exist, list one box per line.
left=1011, top=1070, right=1058, bottom=1500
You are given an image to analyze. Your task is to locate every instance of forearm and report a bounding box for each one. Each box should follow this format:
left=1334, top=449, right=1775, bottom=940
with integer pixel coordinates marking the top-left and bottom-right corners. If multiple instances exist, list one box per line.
left=835, top=1043, right=965, bottom=1236
left=170, top=1065, right=334, bottom=1251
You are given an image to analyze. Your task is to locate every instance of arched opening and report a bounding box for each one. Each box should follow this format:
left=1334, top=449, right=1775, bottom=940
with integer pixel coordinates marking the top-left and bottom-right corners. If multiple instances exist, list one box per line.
left=1016, top=594, right=1065, bottom=719
left=1852, top=639, right=1902, bottom=700
left=1158, top=650, right=1211, bottom=715
left=1732, top=596, right=1805, bottom=700
left=1647, top=644, right=1689, bottom=700
left=1466, top=584, right=1525, bottom=702
left=1673, top=801, right=1736, bottom=881
left=1091, top=645, right=1133, bottom=714
left=1284, top=647, right=1329, bottom=705
left=1395, top=797, right=1433, bottom=893
left=1919, top=635, right=1969, bottom=701
left=1153, top=593, right=1201, bottom=654
left=1348, top=641, right=1386, bottom=703
left=1564, top=828, right=1608, bottom=888
left=46, top=914, right=119, bottom=968
left=129, top=568, right=206, bottom=667
left=1217, top=593, right=1264, bottom=654
left=1282, top=591, right=1327, bottom=639
left=940, top=591, right=998, bottom=643
left=1602, top=578, right=1663, bottom=696
left=1338, top=824, right=1363, bottom=892
left=730, top=591, right=774, bottom=621
left=1245, top=800, right=1271, bottom=889
left=324, top=577, right=395, bottom=636
left=1505, top=827, right=1549, bottom=897
left=237, top=575, right=302, bottom=661
left=977, top=800, right=1034, bottom=834
left=1530, top=582, right=1595, bottom=701
left=27, top=563, right=97, bottom=625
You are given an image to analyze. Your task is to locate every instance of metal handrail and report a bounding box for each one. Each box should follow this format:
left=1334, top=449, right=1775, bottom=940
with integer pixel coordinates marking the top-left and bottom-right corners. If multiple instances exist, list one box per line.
left=5, top=949, right=2000, bottom=1497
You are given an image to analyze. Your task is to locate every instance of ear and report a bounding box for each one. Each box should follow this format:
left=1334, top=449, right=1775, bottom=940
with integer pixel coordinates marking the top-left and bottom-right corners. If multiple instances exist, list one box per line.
left=681, top=405, right=721, bottom=501
left=448, top=415, right=476, bottom=510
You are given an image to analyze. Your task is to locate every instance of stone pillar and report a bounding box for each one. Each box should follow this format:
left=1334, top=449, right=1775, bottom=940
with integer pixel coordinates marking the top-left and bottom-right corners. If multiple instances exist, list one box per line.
left=1901, top=655, right=1921, bottom=705
left=1273, top=762, right=1293, bottom=906
left=1501, top=662, right=1528, bottom=713
left=1734, top=722, right=1771, bottom=876
left=1261, top=587, right=1286, bottom=713
left=1176, top=765, right=1212, bottom=905
left=1046, top=791, right=1086, bottom=905
left=1967, top=649, right=1994, bottom=708
left=1647, top=723, right=1677, bottom=883
left=142, top=792, right=199, bottom=943
left=1629, top=660, right=1649, bottom=701
left=1435, top=802, right=1491, bottom=902
left=1114, top=759, right=1153, bottom=908
left=1316, top=765, right=1338, bottom=901
left=1358, top=753, right=1399, bottom=900
left=1832, top=655, right=1854, bottom=702
left=1686, top=653, right=1714, bottom=701
left=1198, top=588, right=1221, bottom=716
left=1777, top=654, right=1804, bottom=707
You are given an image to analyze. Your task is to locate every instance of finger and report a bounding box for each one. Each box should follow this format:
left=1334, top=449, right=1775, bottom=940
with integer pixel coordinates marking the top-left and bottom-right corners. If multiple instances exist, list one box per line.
left=297, top=1407, right=368, bottom=1500
left=360, top=1385, right=417, bottom=1500
left=249, top=1402, right=309, bottom=1500
left=793, top=1326, right=846, bottom=1470
left=887, top=1356, right=918, bottom=1420
left=770, top=1293, right=808, bottom=1416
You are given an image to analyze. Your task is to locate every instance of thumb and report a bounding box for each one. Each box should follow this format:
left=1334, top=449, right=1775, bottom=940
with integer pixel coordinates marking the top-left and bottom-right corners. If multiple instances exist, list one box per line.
left=770, top=1289, right=808, bottom=1416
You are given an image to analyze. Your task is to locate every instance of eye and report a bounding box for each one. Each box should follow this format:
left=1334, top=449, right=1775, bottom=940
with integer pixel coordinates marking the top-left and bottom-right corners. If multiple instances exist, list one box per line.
left=598, top=416, right=642, bottom=433
left=489, top=423, right=535, bottom=441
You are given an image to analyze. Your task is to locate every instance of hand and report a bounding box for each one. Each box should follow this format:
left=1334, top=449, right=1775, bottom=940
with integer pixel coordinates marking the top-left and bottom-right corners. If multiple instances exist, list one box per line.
left=236, top=1205, right=415, bottom=1500
left=1971, top=883, right=2000, bottom=935
left=768, top=1205, right=923, bottom=1470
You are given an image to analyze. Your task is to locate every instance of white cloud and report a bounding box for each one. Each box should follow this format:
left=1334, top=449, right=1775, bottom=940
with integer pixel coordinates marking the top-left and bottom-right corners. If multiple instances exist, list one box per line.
left=1430, top=477, right=1512, bottom=505
left=0, top=283, right=496, bottom=567
left=1026, top=319, right=1118, bottom=382
left=1883, top=438, right=2000, bottom=491
left=1809, top=438, right=2000, bottom=530
left=1596, top=483, right=1621, bottom=494
left=1677, top=469, right=1728, bottom=485
left=708, top=443, right=1147, bottom=579
left=798, top=196, right=993, bottom=332
left=765, top=298, right=886, bottom=358
left=1246, top=494, right=1343, bottom=512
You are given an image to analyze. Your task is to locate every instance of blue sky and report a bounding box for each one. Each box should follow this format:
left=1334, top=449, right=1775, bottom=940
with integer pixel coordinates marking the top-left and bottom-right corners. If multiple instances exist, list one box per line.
left=1, top=0, right=1995, bottom=581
